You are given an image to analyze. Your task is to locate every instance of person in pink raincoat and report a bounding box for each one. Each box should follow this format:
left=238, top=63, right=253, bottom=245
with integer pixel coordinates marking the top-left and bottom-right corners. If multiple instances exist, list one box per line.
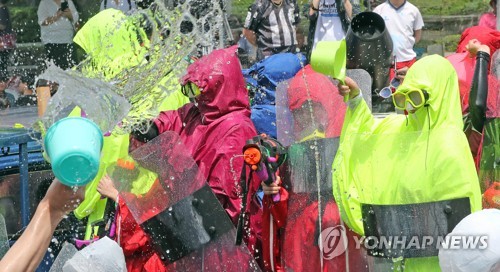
left=105, top=45, right=258, bottom=271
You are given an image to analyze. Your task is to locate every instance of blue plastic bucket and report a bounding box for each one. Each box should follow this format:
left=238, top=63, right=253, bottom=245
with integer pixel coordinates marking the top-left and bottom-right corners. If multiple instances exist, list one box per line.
left=44, top=117, right=103, bottom=186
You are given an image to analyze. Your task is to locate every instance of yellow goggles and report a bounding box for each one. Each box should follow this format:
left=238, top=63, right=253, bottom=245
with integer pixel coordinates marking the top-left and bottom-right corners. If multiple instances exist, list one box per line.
left=392, top=89, right=428, bottom=110
left=181, top=82, right=201, bottom=98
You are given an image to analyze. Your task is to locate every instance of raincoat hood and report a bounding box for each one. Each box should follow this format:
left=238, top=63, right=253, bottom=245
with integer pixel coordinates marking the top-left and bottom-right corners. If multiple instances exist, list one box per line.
left=181, top=46, right=250, bottom=124
left=456, top=26, right=500, bottom=57
left=73, top=9, right=148, bottom=78
left=287, top=65, right=346, bottom=137
left=396, top=55, right=463, bottom=130
left=333, top=54, right=482, bottom=241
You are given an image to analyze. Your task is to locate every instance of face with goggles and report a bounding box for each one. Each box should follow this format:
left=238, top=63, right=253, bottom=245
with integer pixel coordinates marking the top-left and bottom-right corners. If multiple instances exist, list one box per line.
left=291, top=101, right=328, bottom=141
left=181, top=82, right=202, bottom=98
left=392, top=89, right=429, bottom=113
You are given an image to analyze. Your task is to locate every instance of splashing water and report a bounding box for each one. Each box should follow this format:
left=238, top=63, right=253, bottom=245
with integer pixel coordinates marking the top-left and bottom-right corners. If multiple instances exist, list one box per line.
left=229, top=154, right=245, bottom=196
left=34, top=65, right=131, bottom=135
left=105, top=0, right=230, bottom=134
left=37, top=0, right=231, bottom=137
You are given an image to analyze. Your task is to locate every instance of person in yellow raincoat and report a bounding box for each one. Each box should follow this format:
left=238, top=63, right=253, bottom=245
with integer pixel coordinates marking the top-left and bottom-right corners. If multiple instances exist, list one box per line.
left=333, top=55, right=482, bottom=271
left=70, top=8, right=188, bottom=241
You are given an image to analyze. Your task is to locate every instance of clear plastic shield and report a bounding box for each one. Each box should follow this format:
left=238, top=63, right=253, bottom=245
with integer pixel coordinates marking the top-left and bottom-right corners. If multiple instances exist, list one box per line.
left=479, top=50, right=500, bottom=201
left=114, top=131, right=260, bottom=271
left=346, top=69, right=373, bottom=111
left=275, top=67, right=368, bottom=271
left=49, top=242, right=78, bottom=272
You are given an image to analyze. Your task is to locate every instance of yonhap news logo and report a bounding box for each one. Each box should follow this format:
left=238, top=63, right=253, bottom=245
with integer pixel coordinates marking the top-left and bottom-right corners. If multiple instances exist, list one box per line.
left=319, top=225, right=489, bottom=259
left=353, top=235, right=488, bottom=251
left=319, top=225, right=348, bottom=260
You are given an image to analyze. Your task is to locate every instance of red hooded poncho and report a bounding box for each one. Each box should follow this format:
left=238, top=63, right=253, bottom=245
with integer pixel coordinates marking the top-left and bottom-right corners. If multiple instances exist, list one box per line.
left=287, top=65, right=346, bottom=138
left=117, top=46, right=257, bottom=271
left=154, top=45, right=257, bottom=223
left=244, top=65, right=366, bottom=272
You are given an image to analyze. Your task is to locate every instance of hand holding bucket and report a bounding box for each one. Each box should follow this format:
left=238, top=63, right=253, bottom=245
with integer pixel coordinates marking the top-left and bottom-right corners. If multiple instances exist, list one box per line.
left=310, top=40, right=348, bottom=101
left=44, top=117, right=104, bottom=187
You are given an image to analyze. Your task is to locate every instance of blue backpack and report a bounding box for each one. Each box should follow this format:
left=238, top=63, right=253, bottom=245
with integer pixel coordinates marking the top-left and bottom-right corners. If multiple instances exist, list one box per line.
left=243, top=53, right=307, bottom=138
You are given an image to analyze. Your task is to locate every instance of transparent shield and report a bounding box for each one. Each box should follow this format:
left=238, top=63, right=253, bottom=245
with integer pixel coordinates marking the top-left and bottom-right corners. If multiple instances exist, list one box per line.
left=275, top=66, right=368, bottom=271
left=113, top=131, right=260, bottom=271
left=48, top=242, right=77, bottom=272
left=478, top=50, right=500, bottom=203
left=346, top=69, right=373, bottom=111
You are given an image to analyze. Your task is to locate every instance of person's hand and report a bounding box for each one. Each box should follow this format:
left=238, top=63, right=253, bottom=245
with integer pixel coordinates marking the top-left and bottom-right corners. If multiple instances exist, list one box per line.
left=338, top=76, right=360, bottom=100
left=41, top=178, right=84, bottom=218
left=97, top=175, right=119, bottom=202
left=262, top=176, right=281, bottom=195
left=54, top=10, right=63, bottom=19
left=466, top=39, right=491, bottom=57
left=60, top=9, right=73, bottom=20
left=396, top=66, right=409, bottom=81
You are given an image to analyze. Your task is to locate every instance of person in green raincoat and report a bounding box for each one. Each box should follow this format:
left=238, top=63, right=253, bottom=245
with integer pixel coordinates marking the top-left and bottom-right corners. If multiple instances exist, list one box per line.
left=333, top=55, right=482, bottom=271
left=70, top=8, right=188, bottom=241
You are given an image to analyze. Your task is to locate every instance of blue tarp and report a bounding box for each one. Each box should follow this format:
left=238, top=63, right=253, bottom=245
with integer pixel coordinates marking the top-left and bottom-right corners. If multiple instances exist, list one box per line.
left=243, top=53, right=307, bottom=138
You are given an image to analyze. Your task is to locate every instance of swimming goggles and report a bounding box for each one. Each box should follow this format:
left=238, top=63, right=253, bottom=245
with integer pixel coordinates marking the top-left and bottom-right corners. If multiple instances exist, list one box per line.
left=181, top=82, right=201, bottom=98
left=392, top=89, right=429, bottom=110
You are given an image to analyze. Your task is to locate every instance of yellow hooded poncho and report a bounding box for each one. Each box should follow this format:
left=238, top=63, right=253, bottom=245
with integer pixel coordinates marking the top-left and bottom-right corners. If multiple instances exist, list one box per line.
left=71, top=9, right=187, bottom=234
left=73, top=9, right=148, bottom=79
left=332, top=55, right=482, bottom=271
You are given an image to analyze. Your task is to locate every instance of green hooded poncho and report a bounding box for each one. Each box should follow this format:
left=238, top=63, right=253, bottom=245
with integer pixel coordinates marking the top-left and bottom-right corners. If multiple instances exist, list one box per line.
left=71, top=9, right=188, bottom=233
left=332, top=55, right=482, bottom=271
left=73, top=9, right=148, bottom=79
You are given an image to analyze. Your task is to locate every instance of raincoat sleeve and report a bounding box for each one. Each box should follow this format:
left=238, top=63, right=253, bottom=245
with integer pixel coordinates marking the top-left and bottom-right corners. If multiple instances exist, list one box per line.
left=74, top=132, right=130, bottom=219
left=468, top=51, right=490, bottom=133
left=117, top=196, right=155, bottom=256
left=209, top=124, right=257, bottom=225
left=153, top=105, right=189, bottom=134
left=117, top=195, right=169, bottom=272
left=341, top=94, right=376, bottom=139
left=261, top=188, right=288, bottom=271
left=333, top=94, right=396, bottom=234
left=267, top=187, right=288, bottom=227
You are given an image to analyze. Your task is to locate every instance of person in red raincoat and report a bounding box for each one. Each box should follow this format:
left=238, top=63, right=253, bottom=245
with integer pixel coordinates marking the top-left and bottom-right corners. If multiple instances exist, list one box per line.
left=446, top=26, right=500, bottom=208
left=106, top=45, right=258, bottom=271
left=244, top=65, right=367, bottom=272
left=447, top=26, right=500, bottom=117
left=446, top=26, right=500, bottom=169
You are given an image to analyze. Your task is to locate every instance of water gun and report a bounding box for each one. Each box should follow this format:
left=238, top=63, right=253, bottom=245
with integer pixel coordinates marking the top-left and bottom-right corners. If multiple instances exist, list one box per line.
left=109, top=158, right=139, bottom=192
left=236, top=134, right=286, bottom=245
left=243, top=134, right=286, bottom=187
